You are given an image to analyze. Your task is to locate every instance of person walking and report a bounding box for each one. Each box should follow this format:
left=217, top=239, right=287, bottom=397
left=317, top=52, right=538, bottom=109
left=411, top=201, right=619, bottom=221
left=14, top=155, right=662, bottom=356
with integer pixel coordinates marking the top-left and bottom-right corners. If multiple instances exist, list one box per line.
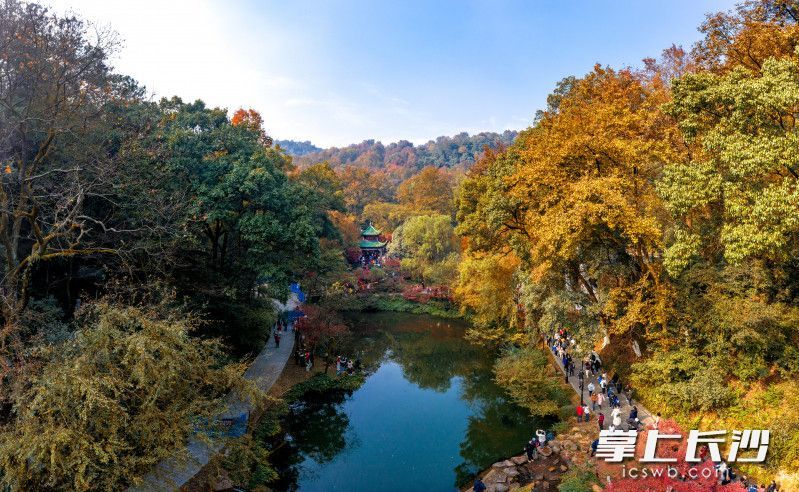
left=274, top=331, right=281, bottom=348
left=576, top=404, right=584, bottom=421
left=598, top=412, right=605, bottom=430
left=473, top=478, right=487, bottom=492
left=583, top=404, right=591, bottom=422
left=590, top=438, right=599, bottom=457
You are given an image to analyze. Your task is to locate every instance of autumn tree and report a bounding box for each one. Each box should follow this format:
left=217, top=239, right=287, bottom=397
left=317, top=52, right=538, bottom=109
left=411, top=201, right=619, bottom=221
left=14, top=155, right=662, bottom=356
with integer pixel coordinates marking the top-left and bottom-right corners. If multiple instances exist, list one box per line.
left=458, top=66, right=679, bottom=347
left=396, top=166, right=455, bottom=216
left=361, top=201, right=415, bottom=232
left=231, top=107, right=273, bottom=147
left=0, top=3, right=122, bottom=328
left=494, top=347, right=571, bottom=417
left=338, top=166, right=393, bottom=216
left=692, top=0, right=799, bottom=72
left=295, top=305, right=351, bottom=373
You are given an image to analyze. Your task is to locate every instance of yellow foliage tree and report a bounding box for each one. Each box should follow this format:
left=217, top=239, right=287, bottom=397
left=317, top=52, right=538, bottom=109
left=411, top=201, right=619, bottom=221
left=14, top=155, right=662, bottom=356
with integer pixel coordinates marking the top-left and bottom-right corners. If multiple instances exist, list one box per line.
left=397, top=166, right=455, bottom=216
left=0, top=303, right=249, bottom=491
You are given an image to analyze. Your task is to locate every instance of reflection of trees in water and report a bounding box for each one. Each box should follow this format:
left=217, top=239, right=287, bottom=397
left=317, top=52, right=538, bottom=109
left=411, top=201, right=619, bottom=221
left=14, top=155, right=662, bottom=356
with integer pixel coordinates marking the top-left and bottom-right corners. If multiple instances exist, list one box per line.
left=453, top=365, right=548, bottom=486
left=285, top=397, right=350, bottom=463
left=455, top=395, right=543, bottom=485
left=272, top=313, right=545, bottom=490
left=347, top=312, right=486, bottom=391
left=268, top=392, right=354, bottom=491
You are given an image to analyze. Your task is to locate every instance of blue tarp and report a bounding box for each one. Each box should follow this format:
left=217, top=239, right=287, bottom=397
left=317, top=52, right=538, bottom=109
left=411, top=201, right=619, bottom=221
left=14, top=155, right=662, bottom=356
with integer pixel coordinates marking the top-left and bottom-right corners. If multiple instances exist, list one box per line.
left=286, top=309, right=304, bottom=321
left=290, top=282, right=306, bottom=302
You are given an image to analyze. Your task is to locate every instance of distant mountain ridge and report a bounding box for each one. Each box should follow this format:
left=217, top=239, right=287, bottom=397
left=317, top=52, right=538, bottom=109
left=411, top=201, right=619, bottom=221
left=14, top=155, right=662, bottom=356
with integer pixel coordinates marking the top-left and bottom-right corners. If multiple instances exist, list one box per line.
left=279, top=130, right=518, bottom=170
left=275, top=140, right=322, bottom=156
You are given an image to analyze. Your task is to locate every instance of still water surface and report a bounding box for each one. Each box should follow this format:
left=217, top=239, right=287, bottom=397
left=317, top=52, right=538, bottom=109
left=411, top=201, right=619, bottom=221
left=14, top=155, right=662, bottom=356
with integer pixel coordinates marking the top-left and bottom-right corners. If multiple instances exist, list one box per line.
left=272, top=312, right=548, bottom=491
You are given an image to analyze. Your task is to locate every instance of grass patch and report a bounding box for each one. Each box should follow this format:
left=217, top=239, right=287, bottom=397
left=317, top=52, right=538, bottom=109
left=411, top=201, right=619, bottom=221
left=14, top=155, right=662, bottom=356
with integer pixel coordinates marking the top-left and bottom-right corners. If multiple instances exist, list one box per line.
left=558, top=464, right=600, bottom=492
left=336, top=293, right=462, bottom=319
left=283, top=373, right=365, bottom=403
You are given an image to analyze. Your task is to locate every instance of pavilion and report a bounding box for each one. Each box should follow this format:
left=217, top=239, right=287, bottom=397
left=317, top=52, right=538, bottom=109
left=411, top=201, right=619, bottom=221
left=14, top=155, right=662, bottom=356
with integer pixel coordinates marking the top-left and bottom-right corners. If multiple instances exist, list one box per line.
left=359, top=223, right=386, bottom=260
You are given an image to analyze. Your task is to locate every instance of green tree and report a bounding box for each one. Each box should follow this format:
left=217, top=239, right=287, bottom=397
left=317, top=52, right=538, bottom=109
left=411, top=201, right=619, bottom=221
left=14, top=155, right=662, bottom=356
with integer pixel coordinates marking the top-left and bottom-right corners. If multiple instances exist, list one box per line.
left=389, top=214, right=460, bottom=285
left=661, top=56, right=799, bottom=271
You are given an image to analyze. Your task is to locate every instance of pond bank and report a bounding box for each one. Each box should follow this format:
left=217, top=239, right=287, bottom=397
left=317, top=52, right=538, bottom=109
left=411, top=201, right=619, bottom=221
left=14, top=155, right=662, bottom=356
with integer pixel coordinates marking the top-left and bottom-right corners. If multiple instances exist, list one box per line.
left=462, top=421, right=600, bottom=492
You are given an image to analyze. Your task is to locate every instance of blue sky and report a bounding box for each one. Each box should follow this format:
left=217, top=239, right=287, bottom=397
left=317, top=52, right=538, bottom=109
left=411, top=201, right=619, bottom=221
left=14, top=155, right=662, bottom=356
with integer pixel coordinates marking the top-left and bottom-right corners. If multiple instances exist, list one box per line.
left=50, top=0, right=736, bottom=147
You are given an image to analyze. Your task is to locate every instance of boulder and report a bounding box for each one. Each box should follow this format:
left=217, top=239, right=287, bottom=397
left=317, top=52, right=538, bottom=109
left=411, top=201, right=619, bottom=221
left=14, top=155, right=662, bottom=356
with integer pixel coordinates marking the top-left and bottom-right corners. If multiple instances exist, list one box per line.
left=483, top=469, right=499, bottom=483
left=505, top=467, right=519, bottom=478
left=493, top=459, right=516, bottom=469
left=539, top=445, right=553, bottom=457
left=560, top=465, right=568, bottom=472
left=489, top=484, right=509, bottom=492
left=511, top=455, right=528, bottom=465
left=484, top=469, right=509, bottom=484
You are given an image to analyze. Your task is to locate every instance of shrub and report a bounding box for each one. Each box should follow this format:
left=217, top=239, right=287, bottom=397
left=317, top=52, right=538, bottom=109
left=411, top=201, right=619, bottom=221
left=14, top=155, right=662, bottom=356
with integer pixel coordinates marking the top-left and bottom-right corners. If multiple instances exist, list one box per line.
left=284, top=373, right=365, bottom=403
left=558, top=464, right=600, bottom=492
left=494, top=347, right=572, bottom=417
left=0, top=302, right=247, bottom=491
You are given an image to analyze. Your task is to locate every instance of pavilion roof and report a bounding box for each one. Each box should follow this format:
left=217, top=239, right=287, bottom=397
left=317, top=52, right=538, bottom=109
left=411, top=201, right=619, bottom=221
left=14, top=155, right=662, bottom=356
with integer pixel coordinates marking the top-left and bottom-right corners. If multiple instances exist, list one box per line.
left=361, top=224, right=381, bottom=236
left=359, top=239, right=386, bottom=249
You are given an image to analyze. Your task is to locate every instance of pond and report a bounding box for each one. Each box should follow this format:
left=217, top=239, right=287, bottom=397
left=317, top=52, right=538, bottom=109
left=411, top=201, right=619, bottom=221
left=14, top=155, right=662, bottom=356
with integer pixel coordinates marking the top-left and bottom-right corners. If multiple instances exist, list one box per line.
left=270, top=312, right=551, bottom=491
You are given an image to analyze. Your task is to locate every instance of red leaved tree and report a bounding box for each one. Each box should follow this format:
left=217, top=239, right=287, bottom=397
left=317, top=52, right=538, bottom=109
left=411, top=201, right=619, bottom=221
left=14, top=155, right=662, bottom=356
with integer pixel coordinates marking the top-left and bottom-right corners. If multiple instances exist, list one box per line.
left=295, top=305, right=350, bottom=373
left=603, top=419, right=746, bottom=492
left=231, top=108, right=272, bottom=147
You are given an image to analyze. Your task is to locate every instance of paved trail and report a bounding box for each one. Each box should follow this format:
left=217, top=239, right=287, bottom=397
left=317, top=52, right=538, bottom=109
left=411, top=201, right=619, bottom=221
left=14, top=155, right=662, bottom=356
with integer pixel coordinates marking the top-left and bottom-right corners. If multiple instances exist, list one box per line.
left=130, top=295, right=299, bottom=492
left=546, top=346, right=656, bottom=429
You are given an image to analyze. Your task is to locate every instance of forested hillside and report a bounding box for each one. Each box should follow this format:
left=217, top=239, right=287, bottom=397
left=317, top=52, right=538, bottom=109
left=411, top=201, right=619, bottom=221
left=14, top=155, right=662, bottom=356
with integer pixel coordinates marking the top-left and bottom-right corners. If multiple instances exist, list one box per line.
left=292, top=131, right=517, bottom=170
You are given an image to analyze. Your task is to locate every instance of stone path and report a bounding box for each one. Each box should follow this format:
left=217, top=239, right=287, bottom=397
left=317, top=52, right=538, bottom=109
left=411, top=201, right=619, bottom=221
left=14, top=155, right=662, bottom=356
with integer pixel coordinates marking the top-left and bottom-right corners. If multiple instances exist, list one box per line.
left=130, top=295, right=299, bottom=492
left=546, top=346, right=656, bottom=429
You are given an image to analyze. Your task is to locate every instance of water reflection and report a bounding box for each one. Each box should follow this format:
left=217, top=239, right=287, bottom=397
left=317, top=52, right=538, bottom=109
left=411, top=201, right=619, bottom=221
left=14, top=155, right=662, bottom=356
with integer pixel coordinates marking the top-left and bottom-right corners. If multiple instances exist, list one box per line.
left=269, top=312, right=549, bottom=491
